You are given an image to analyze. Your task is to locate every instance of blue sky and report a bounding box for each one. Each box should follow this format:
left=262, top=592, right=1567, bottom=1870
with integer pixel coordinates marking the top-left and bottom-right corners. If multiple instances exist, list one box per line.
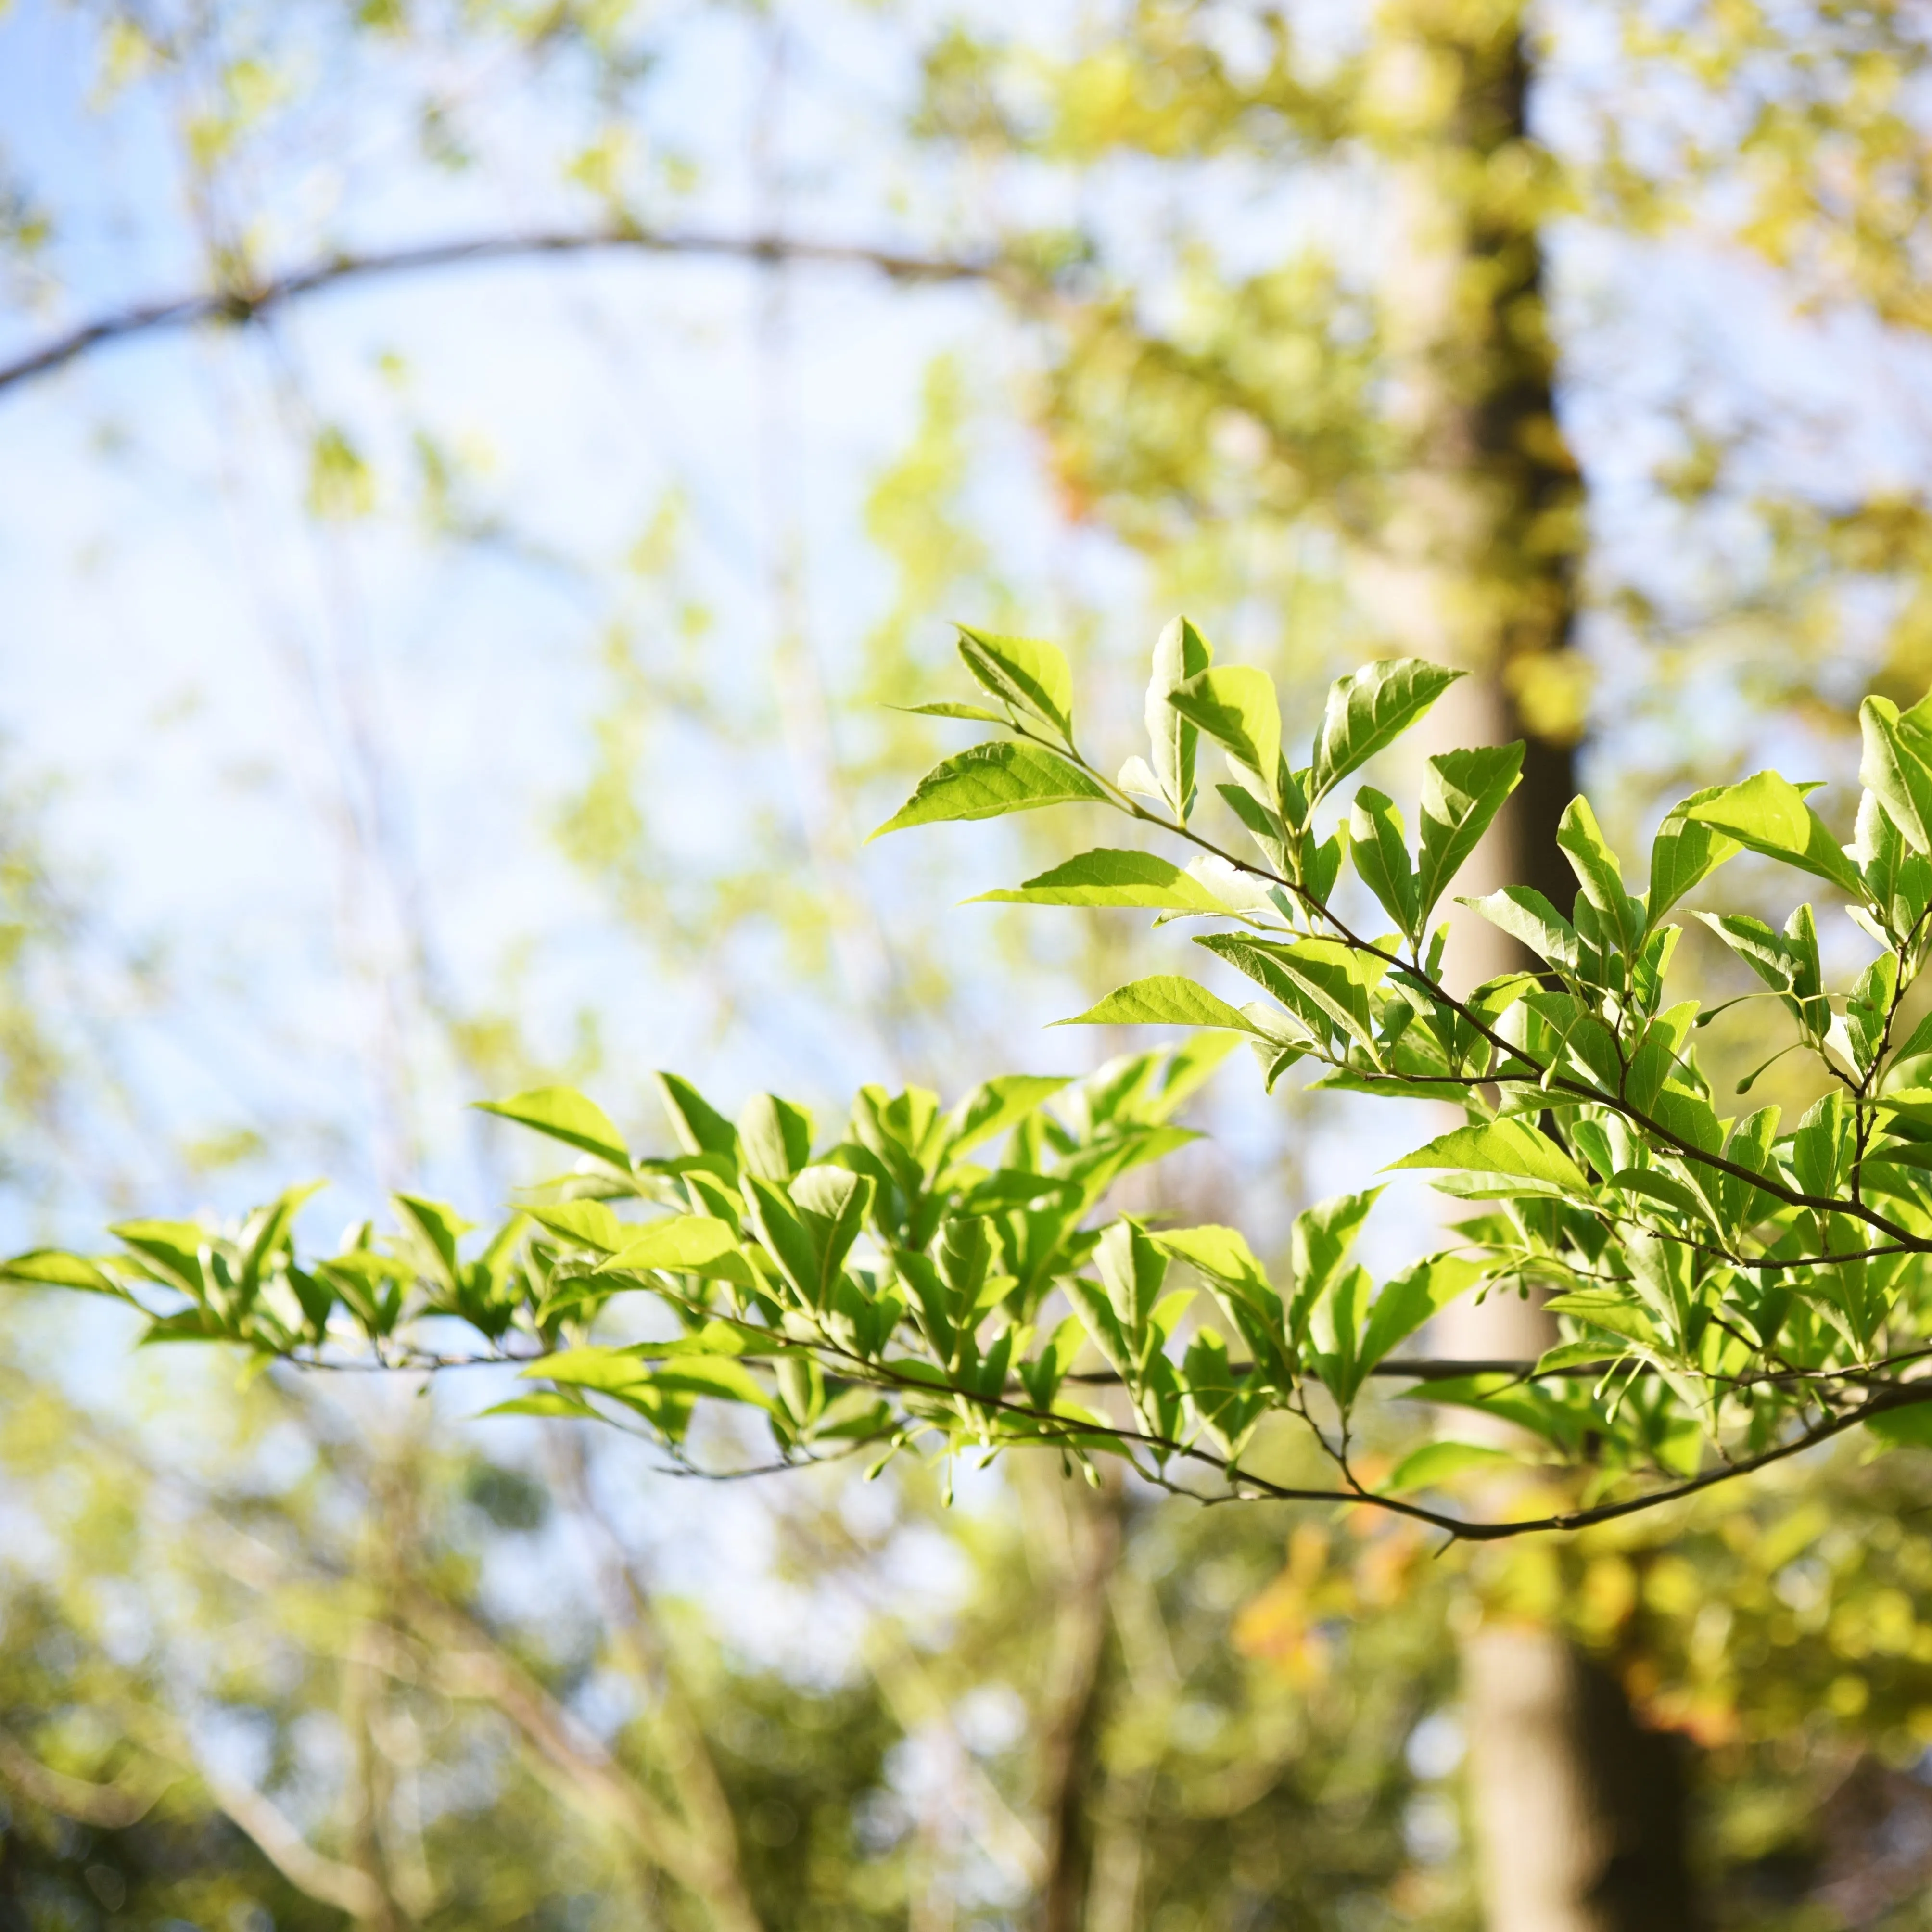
left=0, top=0, right=1101, bottom=1242
left=4, top=0, right=1932, bottom=1265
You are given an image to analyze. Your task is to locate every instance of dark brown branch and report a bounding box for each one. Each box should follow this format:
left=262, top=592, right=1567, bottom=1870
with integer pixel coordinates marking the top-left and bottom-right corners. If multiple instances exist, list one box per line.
left=0, top=228, right=1004, bottom=398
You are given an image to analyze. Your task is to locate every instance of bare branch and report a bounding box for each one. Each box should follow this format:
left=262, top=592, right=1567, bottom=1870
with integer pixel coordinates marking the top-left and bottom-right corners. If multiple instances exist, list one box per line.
left=194, top=1753, right=391, bottom=1922
left=545, top=1431, right=764, bottom=1932
left=0, top=228, right=1004, bottom=399
left=0, top=1724, right=171, bottom=1829
left=399, top=1586, right=765, bottom=1932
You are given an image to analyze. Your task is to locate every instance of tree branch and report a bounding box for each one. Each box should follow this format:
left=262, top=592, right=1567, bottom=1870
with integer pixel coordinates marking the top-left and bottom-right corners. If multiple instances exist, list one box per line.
left=0, top=228, right=1004, bottom=398
left=0, top=1706, right=383, bottom=1920
left=195, top=1752, right=390, bottom=1922
left=0, top=1724, right=170, bottom=1829
left=399, top=1586, right=765, bottom=1932
left=545, top=1431, right=765, bottom=1932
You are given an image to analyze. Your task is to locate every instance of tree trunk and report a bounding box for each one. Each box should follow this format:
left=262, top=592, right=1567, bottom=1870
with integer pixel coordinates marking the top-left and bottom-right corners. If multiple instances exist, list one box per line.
left=1461, top=1634, right=1695, bottom=1932
left=1028, top=1465, right=1125, bottom=1932
left=1373, top=9, right=1699, bottom=1928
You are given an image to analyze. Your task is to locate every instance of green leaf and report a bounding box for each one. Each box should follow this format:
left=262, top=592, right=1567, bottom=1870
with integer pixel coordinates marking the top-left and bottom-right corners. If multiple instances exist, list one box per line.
left=532, top=1348, right=775, bottom=1413
left=737, top=1093, right=814, bottom=1183
left=596, top=1217, right=742, bottom=1275
left=1309, top=659, right=1462, bottom=802
left=1308, top=1263, right=1371, bottom=1402
left=1696, top=910, right=1829, bottom=1044
left=1147, top=615, right=1213, bottom=816
left=1542, top=1293, right=1660, bottom=1347
left=1388, top=1119, right=1589, bottom=1195
left=644, top=1356, right=777, bottom=1410
left=1168, top=666, right=1281, bottom=791
left=1215, top=782, right=1290, bottom=873
left=1393, top=1374, right=1577, bottom=1448
left=237, top=1182, right=327, bottom=1303
left=1534, top=1341, right=1621, bottom=1374
left=1861, top=696, right=1932, bottom=855
left=1121, top=1032, right=1245, bottom=1121
left=655, top=1072, right=740, bottom=1160
left=744, top=1179, right=823, bottom=1305
left=870, top=742, right=1108, bottom=838
left=1288, top=1190, right=1380, bottom=1345
left=1195, top=934, right=1382, bottom=1049
left=941, top=1075, right=1072, bottom=1159
left=1683, top=772, right=1862, bottom=895
left=1646, top=789, right=1741, bottom=928
left=1416, top=745, right=1524, bottom=927
left=1383, top=1440, right=1516, bottom=1493
left=1463, top=886, right=1578, bottom=971
left=760, top=1166, right=874, bottom=1308
left=1851, top=787, right=1932, bottom=942
left=474, top=1086, right=630, bottom=1170
left=527, top=1200, right=626, bottom=1253
left=1349, top=788, right=1418, bottom=937
left=1054, top=976, right=1256, bottom=1032
left=394, top=1194, right=473, bottom=1292
left=1096, top=1220, right=1170, bottom=1333
left=481, top=1392, right=600, bottom=1421
left=973, top=848, right=1230, bottom=913
left=636, top=1319, right=790, bottom=1359
left=137, top=1308, right=226, bottom=1345
left=1357, top=1255, right=1480, bottom=1379
left=1153, top=1225, right=1292, bottom=1382
left=0, top=1250, right=123, bottom=1294
left=1183, top=1327, right=1267, bottom=1459
left=521, top=1346, right=650, bottom=1392
left=314, top=1249, right=404, bottom=1339
left=1865, top=1398, right=1932, bottom=1448
left=1153, top=1224, right=1275, bottom=1309
left=956, top=627, right=1075, bottom=738
left=1066, top=1276, right=1133, bottom=1378
left=894, top=700, right=1009, bottom=723
left=1555, top=795, right=1637, bottom=943
left=1605, top=1168, right=1705, bottom=1221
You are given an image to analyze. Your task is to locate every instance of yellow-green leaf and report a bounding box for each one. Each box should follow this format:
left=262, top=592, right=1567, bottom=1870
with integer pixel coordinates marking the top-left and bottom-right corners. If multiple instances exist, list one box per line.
left=474, top=1086, right=630, bottom=1169
left=1054, top=976, right=1256, bottom=1031
left=871, top=742, right=1108, bottom=838
left=974, top=848, right=1230, bottom=912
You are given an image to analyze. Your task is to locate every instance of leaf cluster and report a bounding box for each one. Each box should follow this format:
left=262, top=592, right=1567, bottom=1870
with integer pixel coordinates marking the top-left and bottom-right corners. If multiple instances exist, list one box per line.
left=27, top=627, right=1932, bottom=1539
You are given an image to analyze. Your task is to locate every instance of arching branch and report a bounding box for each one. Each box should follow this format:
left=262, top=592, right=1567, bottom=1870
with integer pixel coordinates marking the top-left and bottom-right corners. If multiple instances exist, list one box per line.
left=0, top=227, right=1005, bottom=398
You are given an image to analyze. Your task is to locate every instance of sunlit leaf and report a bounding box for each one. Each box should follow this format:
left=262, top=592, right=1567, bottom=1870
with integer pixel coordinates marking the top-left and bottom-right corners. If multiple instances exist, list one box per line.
left=475, top=1086, right=630, bottom=1170
left=1054, top=976, right=1256, bottom=1031
left=973, top=848, right=1230, bottom=912
left=1682, top=771, right=1862, bottom=894
left=1309, top=659, right=1462, bottom=801
left=1388, top=1119, right=1589, bottom=1195
left=871, top=742, right=1108, bottom=838
left=956, top=627, right=1075, bottom=737
left=1146, top=614, right=1212, bottom=816
left=1169, top=665, right=1281, bottom=790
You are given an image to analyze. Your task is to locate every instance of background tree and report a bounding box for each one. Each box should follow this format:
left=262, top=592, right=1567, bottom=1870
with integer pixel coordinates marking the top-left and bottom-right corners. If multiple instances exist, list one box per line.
left=8, top=3, right=1932, bottom=1929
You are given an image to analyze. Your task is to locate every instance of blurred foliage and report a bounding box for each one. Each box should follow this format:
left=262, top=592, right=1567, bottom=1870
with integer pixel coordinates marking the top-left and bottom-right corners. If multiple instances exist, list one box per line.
left=0, top=1311, right=1468, bottom=1930
left=7, top=0, right=1932, bottom=1928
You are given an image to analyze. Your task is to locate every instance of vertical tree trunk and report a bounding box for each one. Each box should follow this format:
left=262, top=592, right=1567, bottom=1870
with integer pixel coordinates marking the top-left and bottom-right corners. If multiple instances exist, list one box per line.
left=1460, top=1634, right=1694, bottom=1932
left=1028, top=1465, right=1125, bottom=1932
left=1373, top=8, right=1698, bottom=1928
